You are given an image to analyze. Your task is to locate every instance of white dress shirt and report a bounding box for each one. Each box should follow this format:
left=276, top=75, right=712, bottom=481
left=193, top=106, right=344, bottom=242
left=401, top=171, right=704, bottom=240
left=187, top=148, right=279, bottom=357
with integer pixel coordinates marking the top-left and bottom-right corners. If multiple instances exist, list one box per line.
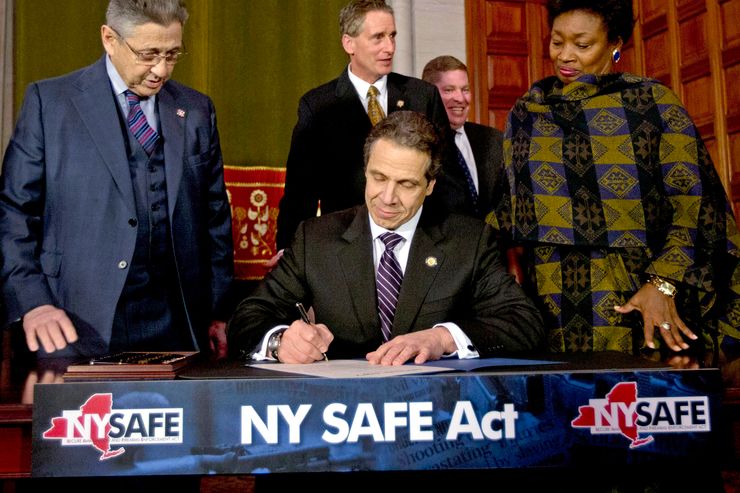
left=455, top=127, right=479, bottom=192
left=347, top=64, right=388, bottom=116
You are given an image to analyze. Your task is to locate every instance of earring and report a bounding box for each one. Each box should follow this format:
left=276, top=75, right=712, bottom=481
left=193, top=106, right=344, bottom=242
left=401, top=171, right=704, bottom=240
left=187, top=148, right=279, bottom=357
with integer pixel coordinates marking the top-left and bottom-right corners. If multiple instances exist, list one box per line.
left=612, top=49, right=621, bottom=64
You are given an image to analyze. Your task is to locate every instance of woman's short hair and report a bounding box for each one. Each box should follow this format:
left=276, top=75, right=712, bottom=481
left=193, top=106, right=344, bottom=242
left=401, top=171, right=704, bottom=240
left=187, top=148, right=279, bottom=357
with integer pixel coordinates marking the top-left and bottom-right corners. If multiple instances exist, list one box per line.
left=546, top=0, right=634, bottom=44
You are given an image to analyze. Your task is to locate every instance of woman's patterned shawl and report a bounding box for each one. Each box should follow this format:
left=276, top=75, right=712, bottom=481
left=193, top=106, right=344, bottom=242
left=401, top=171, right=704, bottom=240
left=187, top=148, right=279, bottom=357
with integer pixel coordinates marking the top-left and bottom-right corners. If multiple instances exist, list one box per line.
left=490, top=72, right=740, bottom=342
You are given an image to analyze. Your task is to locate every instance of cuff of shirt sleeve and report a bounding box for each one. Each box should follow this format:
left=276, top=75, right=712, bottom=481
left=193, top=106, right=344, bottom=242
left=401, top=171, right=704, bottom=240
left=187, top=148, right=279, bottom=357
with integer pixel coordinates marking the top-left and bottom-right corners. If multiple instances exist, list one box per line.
left=435, top=322, right=480, bottom=359
left=252, top=325, right=289, bottom=361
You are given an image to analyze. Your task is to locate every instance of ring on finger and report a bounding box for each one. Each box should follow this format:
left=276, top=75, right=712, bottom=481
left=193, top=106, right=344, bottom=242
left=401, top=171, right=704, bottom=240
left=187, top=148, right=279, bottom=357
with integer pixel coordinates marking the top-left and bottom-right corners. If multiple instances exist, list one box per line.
left=660, top=322, right=671, bottom=331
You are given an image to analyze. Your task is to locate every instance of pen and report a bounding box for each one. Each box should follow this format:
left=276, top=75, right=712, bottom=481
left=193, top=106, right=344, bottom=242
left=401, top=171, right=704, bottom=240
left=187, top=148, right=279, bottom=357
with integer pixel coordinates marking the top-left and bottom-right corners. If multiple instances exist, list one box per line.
left=296, top=302, right=328, bottom=362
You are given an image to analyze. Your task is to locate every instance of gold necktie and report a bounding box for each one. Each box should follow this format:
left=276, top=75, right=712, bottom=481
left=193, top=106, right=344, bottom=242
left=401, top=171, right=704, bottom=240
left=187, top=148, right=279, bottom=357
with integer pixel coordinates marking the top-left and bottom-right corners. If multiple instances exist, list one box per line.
left=367, top=85, right=385, bottom=126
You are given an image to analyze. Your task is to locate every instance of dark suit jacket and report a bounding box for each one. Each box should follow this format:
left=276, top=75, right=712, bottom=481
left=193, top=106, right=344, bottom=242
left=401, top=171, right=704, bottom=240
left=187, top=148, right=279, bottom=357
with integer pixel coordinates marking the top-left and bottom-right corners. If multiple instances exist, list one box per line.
left=276, top=68, right=473, bottom=250
left=229, top=205, right=544, bottom=358
left=464, top=121, right=504, bottom=219
left=0, top=56, right=234, bottom=357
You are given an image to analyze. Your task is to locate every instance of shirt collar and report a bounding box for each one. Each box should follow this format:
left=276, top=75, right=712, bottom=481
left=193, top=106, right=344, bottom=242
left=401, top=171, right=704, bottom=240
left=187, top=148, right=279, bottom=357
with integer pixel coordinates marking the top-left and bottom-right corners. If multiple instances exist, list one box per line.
left=347, top=64, right=388, bottom=101
left=106, top=55, right=129, bottom=97
left=106, top=55, right=156, bottom=103
left=368, top=205, right=423, bottom=243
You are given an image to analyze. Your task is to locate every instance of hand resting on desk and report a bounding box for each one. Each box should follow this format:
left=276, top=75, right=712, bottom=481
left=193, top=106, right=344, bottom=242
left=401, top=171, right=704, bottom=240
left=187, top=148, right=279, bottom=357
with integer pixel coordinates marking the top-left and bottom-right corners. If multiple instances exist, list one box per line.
left=366, top=326, right=456, bottom=365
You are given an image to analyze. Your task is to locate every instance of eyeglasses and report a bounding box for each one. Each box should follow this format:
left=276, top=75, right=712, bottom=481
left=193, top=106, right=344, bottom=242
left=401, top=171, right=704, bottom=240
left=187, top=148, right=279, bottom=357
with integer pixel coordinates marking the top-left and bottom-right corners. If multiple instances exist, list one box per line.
left=111, top=28, right=186, bottom=66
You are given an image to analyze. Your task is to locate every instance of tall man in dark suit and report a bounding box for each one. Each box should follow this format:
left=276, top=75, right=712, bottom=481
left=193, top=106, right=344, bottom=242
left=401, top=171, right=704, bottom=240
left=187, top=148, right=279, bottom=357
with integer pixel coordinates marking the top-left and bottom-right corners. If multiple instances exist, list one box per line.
left=422, top=55, right=505, bottom=219
left=228, top=111, right=544, bottom=365
left=0, top=0, right=233, bottom=360
left=275, top=0, right=472, bottom=252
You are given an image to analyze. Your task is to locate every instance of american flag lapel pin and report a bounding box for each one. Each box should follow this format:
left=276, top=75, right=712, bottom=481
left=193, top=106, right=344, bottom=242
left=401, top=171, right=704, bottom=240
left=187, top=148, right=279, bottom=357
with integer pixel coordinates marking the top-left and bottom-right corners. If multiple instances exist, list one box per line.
left=176, top=109, right=186, bottom=118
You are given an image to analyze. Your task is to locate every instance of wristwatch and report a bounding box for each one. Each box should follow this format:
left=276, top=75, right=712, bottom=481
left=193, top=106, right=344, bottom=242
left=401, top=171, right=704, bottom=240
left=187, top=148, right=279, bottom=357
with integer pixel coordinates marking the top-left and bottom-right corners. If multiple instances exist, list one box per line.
left=646, top=275, right=677, bottom=298
left=267, top=330, right=285, bottom=360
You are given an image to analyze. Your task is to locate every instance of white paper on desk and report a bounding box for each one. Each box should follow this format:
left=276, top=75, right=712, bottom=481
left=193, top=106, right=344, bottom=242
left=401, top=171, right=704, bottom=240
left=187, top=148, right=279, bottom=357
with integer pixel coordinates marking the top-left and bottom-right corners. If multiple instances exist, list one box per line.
left=248, top=359, right=452, bottom=378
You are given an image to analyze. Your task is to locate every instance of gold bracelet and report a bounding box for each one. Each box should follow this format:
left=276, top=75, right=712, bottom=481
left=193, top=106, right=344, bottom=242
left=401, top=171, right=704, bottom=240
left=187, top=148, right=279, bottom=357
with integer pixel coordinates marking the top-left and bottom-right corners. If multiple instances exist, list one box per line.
left=646, top=275, right=677, bottom=298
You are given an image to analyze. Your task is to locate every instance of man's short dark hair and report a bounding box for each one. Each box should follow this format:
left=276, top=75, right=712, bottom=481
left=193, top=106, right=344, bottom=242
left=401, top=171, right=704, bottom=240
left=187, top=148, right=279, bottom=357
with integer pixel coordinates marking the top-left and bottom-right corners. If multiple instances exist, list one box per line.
left=421, top=55, right=468, bottom=85
left=339, top=0, right=393, bottom=37
left=363, top=111, right=442, bottom=181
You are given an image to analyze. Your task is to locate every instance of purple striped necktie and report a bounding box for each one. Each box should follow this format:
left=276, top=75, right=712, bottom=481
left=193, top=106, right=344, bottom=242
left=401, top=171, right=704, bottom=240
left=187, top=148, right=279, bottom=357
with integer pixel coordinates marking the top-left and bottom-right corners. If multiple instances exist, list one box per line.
left=125, top=90, right=159, bottom=155
left=376, top=232, right=404, bottom=342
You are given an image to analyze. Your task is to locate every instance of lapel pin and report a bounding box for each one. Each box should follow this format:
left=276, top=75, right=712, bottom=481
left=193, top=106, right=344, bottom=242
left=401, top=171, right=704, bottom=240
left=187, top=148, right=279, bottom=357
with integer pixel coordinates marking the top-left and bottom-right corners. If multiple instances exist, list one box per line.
left=396, top=100, right=405, bottom=108
left=425, top=256, right=438, bottom=267
left=176, top=109, right=186, bottom=118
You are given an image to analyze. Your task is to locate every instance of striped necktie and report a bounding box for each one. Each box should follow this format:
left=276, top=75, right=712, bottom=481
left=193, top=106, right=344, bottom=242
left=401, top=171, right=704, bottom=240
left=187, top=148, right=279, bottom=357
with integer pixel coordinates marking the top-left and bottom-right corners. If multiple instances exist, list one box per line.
left=376, top=232, right=404, bottom=341
left=367, top=85, right=385, bottom=126
left=125, top=90, right=159, bottom=155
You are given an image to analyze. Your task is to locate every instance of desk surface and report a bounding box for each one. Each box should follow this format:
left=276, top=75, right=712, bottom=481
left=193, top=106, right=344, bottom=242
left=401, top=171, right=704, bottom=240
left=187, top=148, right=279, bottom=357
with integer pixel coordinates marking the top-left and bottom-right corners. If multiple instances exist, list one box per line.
left=2, top=345, right=739, bottom=405
left=181, top=350, right=668, bottom=378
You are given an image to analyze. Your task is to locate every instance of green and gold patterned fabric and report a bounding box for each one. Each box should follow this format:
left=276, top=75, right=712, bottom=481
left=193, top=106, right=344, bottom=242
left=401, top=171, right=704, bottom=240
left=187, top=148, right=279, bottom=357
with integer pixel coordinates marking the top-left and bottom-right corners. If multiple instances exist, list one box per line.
left=489, top=73, right=740, bottom=354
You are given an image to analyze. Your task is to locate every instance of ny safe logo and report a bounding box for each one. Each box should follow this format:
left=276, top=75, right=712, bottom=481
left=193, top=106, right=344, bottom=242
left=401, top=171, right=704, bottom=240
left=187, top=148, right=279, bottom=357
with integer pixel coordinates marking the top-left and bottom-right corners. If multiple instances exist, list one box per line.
left=571, top=382, right=710, bottom=448
left=42, top=393, right=183, bottom=460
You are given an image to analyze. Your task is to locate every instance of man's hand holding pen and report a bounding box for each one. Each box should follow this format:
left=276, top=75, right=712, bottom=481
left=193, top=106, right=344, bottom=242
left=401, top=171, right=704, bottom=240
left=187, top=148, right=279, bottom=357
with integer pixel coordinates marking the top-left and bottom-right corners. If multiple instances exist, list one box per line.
left=296, top=303, right=329, bottom=362
left=274, top=304, right=333, bottom=364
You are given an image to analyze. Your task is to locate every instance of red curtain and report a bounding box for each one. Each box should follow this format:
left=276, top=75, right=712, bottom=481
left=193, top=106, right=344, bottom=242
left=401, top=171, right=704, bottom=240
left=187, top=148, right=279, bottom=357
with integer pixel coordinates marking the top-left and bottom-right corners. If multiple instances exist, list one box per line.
left=224, top=166, right=286, bottom=280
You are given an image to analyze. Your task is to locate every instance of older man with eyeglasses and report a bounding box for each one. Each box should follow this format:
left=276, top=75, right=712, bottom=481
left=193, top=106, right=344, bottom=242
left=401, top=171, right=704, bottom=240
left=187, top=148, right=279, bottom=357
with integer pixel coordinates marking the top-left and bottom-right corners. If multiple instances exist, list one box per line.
left=0, top=0, right=234, bottom=361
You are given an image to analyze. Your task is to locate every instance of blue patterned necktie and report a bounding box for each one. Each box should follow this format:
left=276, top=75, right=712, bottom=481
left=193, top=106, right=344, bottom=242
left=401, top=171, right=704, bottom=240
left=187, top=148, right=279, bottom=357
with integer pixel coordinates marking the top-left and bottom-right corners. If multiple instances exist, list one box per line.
left=125, top=90, right=159, bottom=155
left=455, top=144, right=479, bottom=212
left=376, top=232, right=404, bottom=341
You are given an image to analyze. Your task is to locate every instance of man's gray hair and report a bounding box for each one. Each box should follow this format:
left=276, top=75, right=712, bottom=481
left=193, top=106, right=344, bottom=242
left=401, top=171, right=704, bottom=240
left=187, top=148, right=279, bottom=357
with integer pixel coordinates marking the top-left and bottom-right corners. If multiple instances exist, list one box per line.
left=339, top=0, right=393, bottom=37
left=106, top=0, right=189, bottom=38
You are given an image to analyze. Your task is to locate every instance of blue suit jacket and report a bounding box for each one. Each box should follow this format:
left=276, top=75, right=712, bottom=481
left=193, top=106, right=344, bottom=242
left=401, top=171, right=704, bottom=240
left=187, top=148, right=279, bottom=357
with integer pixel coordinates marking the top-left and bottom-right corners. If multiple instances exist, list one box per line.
left=0, top=56, right=234, bottom=357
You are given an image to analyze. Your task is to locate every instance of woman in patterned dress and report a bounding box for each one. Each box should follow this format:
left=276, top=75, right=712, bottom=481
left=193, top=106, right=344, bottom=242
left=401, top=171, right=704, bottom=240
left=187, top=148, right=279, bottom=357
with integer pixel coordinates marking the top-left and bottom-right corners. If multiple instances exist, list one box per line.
left=490, top=0, right=740, bottom=356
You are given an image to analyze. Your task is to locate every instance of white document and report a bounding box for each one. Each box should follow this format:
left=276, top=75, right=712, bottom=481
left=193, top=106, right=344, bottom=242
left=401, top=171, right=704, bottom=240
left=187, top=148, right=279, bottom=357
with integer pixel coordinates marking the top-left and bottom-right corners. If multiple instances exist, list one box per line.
left=248, top=359, right=453, bottom=378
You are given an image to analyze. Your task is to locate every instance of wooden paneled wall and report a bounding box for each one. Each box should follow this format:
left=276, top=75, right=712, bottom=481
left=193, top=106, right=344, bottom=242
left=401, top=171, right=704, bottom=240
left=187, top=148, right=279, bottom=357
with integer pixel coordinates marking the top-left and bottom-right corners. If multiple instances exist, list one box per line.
left=466, top=0, right=740, bottom=212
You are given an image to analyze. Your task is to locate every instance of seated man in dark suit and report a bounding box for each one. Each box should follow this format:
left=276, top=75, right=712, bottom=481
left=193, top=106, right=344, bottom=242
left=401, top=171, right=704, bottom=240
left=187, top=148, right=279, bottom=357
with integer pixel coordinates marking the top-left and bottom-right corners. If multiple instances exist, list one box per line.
left=422, top=55, right=505, bottom=219
left=228, top=111, right=544, bottom=365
